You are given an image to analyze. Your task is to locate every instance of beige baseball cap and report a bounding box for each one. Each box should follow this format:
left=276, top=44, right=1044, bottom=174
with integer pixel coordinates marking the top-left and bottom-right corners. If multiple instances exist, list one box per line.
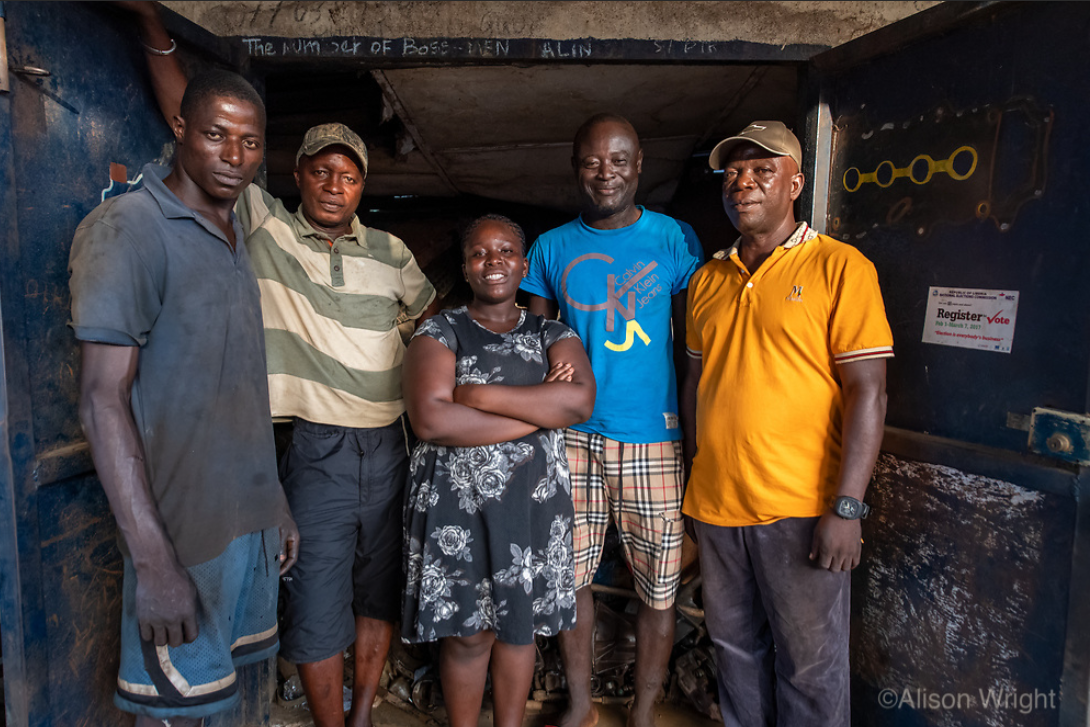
left=296, top=123, right=369, bottom=174
left=708, top=120, right=801, bottom=171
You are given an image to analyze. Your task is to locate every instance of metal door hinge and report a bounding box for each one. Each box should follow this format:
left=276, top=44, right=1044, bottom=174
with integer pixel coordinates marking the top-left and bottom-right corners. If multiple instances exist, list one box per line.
left=1028, top=408, right=1090, bottom=465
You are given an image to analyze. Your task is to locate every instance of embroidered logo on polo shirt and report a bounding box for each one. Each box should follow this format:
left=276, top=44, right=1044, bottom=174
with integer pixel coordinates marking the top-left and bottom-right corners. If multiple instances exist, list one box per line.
left=786, top=285, right=804, bottom=302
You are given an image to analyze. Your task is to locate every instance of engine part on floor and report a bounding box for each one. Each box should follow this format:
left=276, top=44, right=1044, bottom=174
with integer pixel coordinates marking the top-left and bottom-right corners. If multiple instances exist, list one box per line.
left=410, top=671, right=441, bottom=713
left=280, top=673, right=305, bottom=704
left=388, top=675, right=413, bottom=705
left=591, top=599, right=637, bottom=698
left=673, top=643, right=721, bottom=722
left=674, top=574, right=706, bottom=624
left=532, top=635, right=567, bottom=699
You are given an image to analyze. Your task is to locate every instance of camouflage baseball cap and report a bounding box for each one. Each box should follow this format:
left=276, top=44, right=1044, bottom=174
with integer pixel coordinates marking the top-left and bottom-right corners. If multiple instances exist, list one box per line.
left=296, top=123, right=369, bottom=174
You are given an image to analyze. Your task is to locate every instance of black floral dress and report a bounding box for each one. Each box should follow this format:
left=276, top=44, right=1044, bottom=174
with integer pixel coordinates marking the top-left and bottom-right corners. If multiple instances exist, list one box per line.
left=402, top=307, right=579, bottom=645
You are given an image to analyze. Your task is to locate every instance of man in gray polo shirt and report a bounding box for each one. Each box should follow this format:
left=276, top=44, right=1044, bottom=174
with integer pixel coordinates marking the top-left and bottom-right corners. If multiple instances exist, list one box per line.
left=70, top=71, right=299, bottom=726
left=123, top=7, right=439, bottom=726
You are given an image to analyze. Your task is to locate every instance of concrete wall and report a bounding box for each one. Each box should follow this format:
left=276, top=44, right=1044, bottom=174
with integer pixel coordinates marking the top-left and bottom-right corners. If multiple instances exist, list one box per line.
left=162, top=1, right=941, bottom=47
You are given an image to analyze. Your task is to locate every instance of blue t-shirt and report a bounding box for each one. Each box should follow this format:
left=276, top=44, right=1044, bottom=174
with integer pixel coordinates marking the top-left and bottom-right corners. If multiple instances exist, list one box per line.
left=521, top=208, right=703, bottom=443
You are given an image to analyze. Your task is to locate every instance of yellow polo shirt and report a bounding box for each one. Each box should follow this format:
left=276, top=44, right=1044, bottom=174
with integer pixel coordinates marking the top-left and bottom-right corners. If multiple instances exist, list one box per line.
left=683, top=223, right=893, bottom=527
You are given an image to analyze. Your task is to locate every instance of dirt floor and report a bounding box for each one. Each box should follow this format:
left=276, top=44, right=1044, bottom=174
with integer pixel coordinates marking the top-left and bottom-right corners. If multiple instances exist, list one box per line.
left=269, top=692, right=720, bottom=727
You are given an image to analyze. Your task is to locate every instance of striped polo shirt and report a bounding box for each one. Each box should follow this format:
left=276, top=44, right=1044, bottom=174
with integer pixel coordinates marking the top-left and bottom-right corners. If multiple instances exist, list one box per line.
left=238, top=185, right=436, bottom=428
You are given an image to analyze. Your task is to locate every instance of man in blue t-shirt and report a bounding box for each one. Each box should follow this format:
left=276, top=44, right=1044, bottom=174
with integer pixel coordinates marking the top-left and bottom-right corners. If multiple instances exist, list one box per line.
left=521, top=113, right=703, bottom=727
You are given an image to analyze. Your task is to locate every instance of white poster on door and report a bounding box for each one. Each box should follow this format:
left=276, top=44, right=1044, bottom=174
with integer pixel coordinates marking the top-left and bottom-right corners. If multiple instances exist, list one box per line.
left=921, top=287, right=1019, bottom=353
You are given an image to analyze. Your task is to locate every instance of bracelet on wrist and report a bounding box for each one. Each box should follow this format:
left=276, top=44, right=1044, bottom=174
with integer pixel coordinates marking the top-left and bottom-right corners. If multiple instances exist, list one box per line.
left=141, top=38, right=177, bottom=56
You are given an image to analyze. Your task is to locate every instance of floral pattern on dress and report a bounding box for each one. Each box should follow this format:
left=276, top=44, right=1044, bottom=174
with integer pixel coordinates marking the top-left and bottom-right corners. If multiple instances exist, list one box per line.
left=484, top=329, right=545, bottom=363
left=405, top=537, right=468, bottom=639
left=489, top=515, right=574, bottom=619
left=402, top=308, right=579, bottom=644
left=432, top=525, right=474, bottom=562
left=462, top=578, right=509, bottom=631
left=532, top=429, right=571, bottom=502
left=414, top=317, right=448, bottom=348
left=410, top=443, right=431, bottom=473
left=495, top=543, right=539, bottom=596
left=410, top=476, right=440, bottom=513
left=456, top=355, right=505, bottom=385
left=437, top=441, right=535, bottom=515
left=535, top=516, right=577, bottom=617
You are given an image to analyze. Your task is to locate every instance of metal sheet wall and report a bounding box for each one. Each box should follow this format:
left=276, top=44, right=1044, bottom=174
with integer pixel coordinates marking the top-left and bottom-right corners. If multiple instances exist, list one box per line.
left=818, top=2, right=1090, bottom=452
left=0, top=3, right=272, bottom=725
left=809, top=4, right=1090, bottom=725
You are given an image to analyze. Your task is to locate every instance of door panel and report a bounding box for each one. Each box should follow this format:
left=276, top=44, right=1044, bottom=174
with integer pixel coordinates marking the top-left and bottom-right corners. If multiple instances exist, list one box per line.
left=816, top=2, right=1090, bottom=452
left=0, top=4, right=271, bottom=725
left=809, top=3, right=1090, bottom=726
left=2, top=4, right=170, bottom=724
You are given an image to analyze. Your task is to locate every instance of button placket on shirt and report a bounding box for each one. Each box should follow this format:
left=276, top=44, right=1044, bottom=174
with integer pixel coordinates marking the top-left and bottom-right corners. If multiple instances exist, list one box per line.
left=731, top=256, right=755, bottom=307
left=329, top=237, right=346, bottom=287
left=733, top=247, right=787, bottom=307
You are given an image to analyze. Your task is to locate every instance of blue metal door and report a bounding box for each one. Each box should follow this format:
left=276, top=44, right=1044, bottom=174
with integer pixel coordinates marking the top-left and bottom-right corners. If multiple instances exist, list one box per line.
left=0, top=4, right=271, bottom=725
left=803, top=3, right=1090, bottom=726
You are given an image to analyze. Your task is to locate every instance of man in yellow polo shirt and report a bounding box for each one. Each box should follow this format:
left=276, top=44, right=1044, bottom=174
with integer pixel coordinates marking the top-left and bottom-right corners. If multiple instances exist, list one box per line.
left=680, top=121, right=893, bottom=726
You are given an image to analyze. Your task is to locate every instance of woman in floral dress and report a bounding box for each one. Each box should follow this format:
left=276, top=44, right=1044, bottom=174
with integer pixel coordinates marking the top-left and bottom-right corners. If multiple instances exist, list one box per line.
left=402, top=214, right=596, bottom=727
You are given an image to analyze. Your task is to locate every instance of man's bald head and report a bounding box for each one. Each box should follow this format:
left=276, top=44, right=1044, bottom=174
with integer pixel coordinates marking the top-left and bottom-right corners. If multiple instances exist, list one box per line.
left=572, top=113, right=640, bottom=158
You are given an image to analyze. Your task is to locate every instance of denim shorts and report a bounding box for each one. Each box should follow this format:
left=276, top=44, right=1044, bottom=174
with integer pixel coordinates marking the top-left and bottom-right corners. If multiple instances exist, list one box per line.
left=115, top=527, right=280, bottom=719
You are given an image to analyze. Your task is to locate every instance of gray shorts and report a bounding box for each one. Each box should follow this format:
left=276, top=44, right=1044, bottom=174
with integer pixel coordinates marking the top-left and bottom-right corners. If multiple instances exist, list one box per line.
left=278, top=418, right=409, bottom=664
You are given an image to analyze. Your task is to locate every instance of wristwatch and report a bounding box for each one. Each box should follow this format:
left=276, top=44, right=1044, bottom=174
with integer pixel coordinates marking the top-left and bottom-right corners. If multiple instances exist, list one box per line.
left=832, top=496, right=870, bottom=520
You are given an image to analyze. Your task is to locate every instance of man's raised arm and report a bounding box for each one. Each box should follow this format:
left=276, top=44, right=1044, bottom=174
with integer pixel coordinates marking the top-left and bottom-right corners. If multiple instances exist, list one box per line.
left=115, top=1, right=187, bottom=124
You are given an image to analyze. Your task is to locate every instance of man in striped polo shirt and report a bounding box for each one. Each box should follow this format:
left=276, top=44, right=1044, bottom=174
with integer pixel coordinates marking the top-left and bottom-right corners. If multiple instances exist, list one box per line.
left=236, top=125, right=438, bottom=727
left=681, top=121, right=893, bottom=726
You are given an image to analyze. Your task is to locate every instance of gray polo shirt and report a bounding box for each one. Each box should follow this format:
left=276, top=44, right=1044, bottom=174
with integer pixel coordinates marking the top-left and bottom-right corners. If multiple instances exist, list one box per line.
left=69, top=164, right=285, bottom=567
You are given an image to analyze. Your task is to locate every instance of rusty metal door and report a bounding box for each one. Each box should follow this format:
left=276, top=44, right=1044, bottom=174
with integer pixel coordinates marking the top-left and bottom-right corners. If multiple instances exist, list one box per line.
left=0, top=3, right=272, bottom=725
left=802, top=3, right=1090, bottom=726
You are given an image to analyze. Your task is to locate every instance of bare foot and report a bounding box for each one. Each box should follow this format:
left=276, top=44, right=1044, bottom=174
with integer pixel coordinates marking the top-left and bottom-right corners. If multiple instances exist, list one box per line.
left=558, top=701, right=599, bottom=727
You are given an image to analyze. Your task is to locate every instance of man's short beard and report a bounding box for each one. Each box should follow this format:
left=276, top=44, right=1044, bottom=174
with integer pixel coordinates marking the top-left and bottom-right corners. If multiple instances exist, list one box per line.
left=584, top=196, right=627, bottom=219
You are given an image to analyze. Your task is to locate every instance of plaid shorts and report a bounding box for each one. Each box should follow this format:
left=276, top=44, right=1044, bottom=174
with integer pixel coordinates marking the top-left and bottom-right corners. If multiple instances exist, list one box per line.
left=566, top=429, right=685, bottom=610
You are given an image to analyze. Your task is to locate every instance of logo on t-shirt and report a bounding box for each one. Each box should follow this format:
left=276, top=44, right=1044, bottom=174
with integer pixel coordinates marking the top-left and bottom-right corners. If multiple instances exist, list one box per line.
left=786, top=285, right=804, bottom=302
left=561, top=253, right=664, bottom=351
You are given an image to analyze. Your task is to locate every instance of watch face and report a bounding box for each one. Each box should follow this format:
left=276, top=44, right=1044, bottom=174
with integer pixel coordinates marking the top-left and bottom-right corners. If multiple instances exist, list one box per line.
left=836, top=499, right=858, bottom=518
